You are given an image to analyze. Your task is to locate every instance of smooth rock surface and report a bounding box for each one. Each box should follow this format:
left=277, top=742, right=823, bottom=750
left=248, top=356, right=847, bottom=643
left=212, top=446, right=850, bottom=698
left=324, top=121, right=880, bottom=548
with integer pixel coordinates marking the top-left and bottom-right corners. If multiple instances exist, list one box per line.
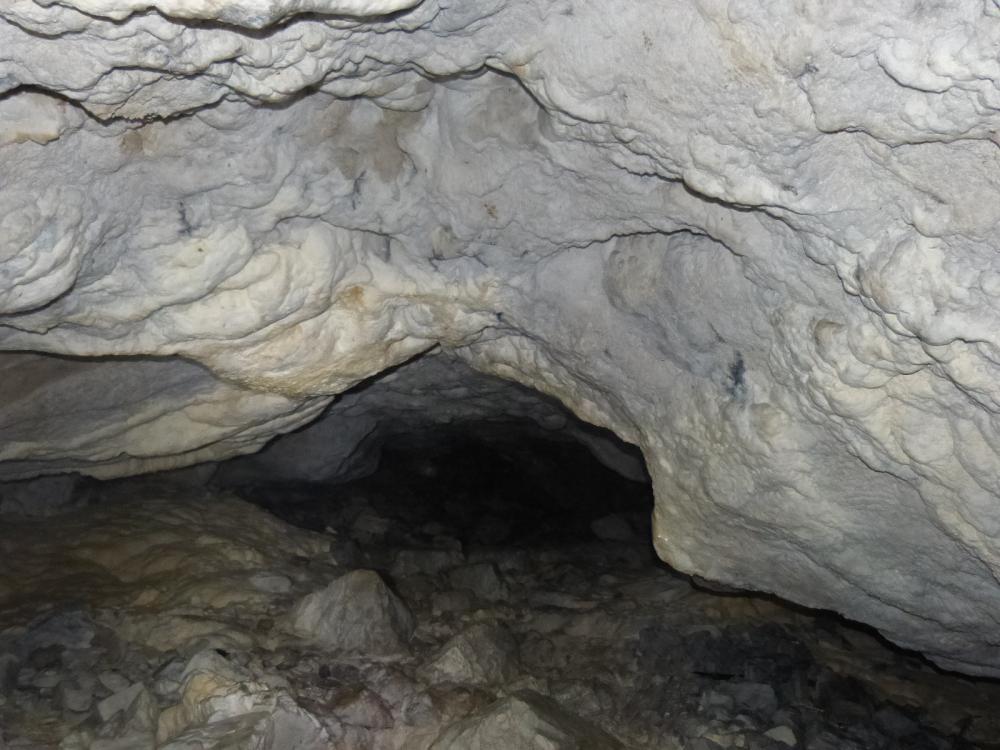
left=2, top=0, right=1000, bottom=676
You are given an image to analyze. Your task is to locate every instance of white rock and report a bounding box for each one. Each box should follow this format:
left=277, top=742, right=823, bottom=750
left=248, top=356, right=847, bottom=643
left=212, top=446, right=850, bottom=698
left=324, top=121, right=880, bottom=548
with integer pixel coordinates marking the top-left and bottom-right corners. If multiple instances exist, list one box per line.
left=97, top=672, right=132, bottom=694
left=287, top=570, right=414, bottom=655
left=157, top=650, right=328, bottom=749
left=423, top=622, right=519, bottom=687
left=249, top=572, right=293, bottom=595
left=96, top=683, right=154, bottom=725
left=764, top=725, right=798, bottom=747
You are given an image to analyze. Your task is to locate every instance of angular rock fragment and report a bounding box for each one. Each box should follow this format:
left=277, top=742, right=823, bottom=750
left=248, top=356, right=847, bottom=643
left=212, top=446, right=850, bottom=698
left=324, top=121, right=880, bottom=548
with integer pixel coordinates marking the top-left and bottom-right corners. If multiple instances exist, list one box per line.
left=287, top=570, right=415, bottom=655
left=330, top=687, right=393, bottom=730
left=93, top=682, right=159, bottom=749
left=55, top=678, right=93, bottom=714
left=423, top=622, right=519, bottom=687
left=430, top=690, right=623, bottom=749
left=155, top=650, right=328, bottom=749
left=447, top=563, right=508, bottom=603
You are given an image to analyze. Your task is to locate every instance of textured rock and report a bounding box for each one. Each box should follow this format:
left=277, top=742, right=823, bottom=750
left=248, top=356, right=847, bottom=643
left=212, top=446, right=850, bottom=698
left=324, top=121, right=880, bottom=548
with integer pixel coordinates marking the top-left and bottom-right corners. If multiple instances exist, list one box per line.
left=288, top=570, right=415, bottom=655
left=423, top=622, right=519, bottom=687
left=447, top=564, right=508, bottom=604
left=3, top=0, right=1000, bottom=675
left=430, top=690, right=624, bottom=750
left=156, top=650, right=329, bottom=749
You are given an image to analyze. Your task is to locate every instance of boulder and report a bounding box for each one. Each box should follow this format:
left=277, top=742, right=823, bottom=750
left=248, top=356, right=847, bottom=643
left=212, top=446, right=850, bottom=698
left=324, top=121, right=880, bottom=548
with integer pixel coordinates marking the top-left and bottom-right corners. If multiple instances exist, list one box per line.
left=288, top=570, right=415, bottom=655
left=423, top=622, right=519, bottom=687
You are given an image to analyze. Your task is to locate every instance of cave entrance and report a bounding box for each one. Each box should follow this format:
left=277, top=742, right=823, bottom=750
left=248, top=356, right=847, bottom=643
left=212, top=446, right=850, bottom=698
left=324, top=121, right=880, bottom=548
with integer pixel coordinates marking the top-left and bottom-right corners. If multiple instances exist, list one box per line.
left=211, top=351, right=660, bottom=561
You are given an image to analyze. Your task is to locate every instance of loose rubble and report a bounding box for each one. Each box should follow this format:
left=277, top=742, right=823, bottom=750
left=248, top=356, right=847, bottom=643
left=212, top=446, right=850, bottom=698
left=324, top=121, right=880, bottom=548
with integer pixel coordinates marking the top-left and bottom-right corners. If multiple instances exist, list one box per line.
left=1, top=469, right=999, bottom=750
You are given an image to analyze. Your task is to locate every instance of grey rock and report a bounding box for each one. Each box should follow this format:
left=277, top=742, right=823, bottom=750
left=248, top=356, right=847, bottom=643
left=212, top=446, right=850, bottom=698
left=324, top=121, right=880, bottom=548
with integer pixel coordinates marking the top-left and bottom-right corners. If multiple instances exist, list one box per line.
left=431, top=590, right=476, bottom=617
left=30, top=668, right=61, bottom=689
left=424, top=622, right=519, bottom=687
left=0, top=653, right=18, bottom=694
left=590, top=514, right=636, bottom=542
left=288, top=570, right=414, bottom=655
left=331, top=687, right=393, bottom=729
left=151, top=657, right=187, bottom=699
left=18, top=610, right=94, bottom=656
left=431, top=690, right=623, bottom=749
left=249, top=571, right=293, bottom=594
left=96, top=683, right=156, bottom=728
left=447, top=563, right=508, bottom=603
left=0, top=475, right=80, bottom=517
left=727, top=682, right=779, bottom=717
left=350, top=511, right=392, bottom=545
left=56, top=678, right=93, bottom=713
left=97, top=671, right=131, bottom=694
left=873, top=705, right=917, bottom=739
left=392, top=548, right=465, bottom=578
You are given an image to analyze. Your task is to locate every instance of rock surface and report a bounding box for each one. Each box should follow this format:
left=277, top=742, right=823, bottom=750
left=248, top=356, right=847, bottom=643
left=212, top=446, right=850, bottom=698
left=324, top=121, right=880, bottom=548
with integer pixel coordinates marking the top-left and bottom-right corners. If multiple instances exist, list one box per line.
left=1, top=486, right=1000, bottom=748
left=430, top=690, right=624, bottom=750
left=2, top=0, right=1000, bottom=676
left=288, top=570, right=416, bottom=655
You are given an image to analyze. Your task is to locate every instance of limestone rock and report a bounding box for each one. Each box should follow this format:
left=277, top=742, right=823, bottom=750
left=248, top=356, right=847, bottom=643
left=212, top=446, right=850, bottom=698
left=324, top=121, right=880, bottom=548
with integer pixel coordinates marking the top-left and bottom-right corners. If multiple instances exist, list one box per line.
left=423, top=622, right=519, bottom=687
left=0, top=475, right=80, bottom=517
left=763, top=726, right=797, bottom=747
left=93, top=682, right=159, bottom=749
left=430, top=690, right=623, bottom=750
left=330, top=687, right=393, bottom=730
left=55, top=678, right=93, bottom=714
left=287, top=570, right=415, bottom=655
left=156, top=650, right=328, bottom=749
left=3, top=0, right=1000, bottom=678
left=447, top=564, right=508, bottom=604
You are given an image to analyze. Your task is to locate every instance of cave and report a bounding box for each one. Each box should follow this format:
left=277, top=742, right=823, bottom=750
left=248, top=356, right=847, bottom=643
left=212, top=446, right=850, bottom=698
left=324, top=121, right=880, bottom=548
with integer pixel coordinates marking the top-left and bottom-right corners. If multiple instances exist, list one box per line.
left=4, top=356, right=1000, bottom=749
left=4, top=0, right=1000, bottom=748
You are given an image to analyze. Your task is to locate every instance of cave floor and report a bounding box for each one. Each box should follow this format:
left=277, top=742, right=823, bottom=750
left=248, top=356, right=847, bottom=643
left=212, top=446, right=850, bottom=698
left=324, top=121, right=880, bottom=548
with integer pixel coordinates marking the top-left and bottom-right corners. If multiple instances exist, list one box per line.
left=1, top=478, right=999, bottom=750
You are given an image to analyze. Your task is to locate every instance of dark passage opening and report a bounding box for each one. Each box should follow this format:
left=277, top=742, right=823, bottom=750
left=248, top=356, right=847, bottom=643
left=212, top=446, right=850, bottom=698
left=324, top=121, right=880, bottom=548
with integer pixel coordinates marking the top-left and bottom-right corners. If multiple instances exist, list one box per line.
left=232, top=420, right=654, bottom=553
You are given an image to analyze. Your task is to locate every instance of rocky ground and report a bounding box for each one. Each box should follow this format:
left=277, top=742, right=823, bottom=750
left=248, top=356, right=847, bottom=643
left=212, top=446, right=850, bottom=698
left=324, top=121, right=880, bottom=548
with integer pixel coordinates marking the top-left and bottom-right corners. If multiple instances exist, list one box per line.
left=1, top=434, right=999, bottom=749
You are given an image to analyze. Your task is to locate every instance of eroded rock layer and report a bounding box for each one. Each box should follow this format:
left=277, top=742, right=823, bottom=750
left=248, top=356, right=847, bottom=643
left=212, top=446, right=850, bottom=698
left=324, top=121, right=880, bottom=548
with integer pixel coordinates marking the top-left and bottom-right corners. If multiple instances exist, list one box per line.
left=3, top=0, right=1000, bottom=674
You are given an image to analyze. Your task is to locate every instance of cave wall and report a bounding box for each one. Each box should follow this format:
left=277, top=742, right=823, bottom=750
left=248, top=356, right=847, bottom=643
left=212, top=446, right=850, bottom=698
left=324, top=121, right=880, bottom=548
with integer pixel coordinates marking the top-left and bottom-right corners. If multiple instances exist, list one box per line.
left=3, top=0, right=1000, bottom=674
